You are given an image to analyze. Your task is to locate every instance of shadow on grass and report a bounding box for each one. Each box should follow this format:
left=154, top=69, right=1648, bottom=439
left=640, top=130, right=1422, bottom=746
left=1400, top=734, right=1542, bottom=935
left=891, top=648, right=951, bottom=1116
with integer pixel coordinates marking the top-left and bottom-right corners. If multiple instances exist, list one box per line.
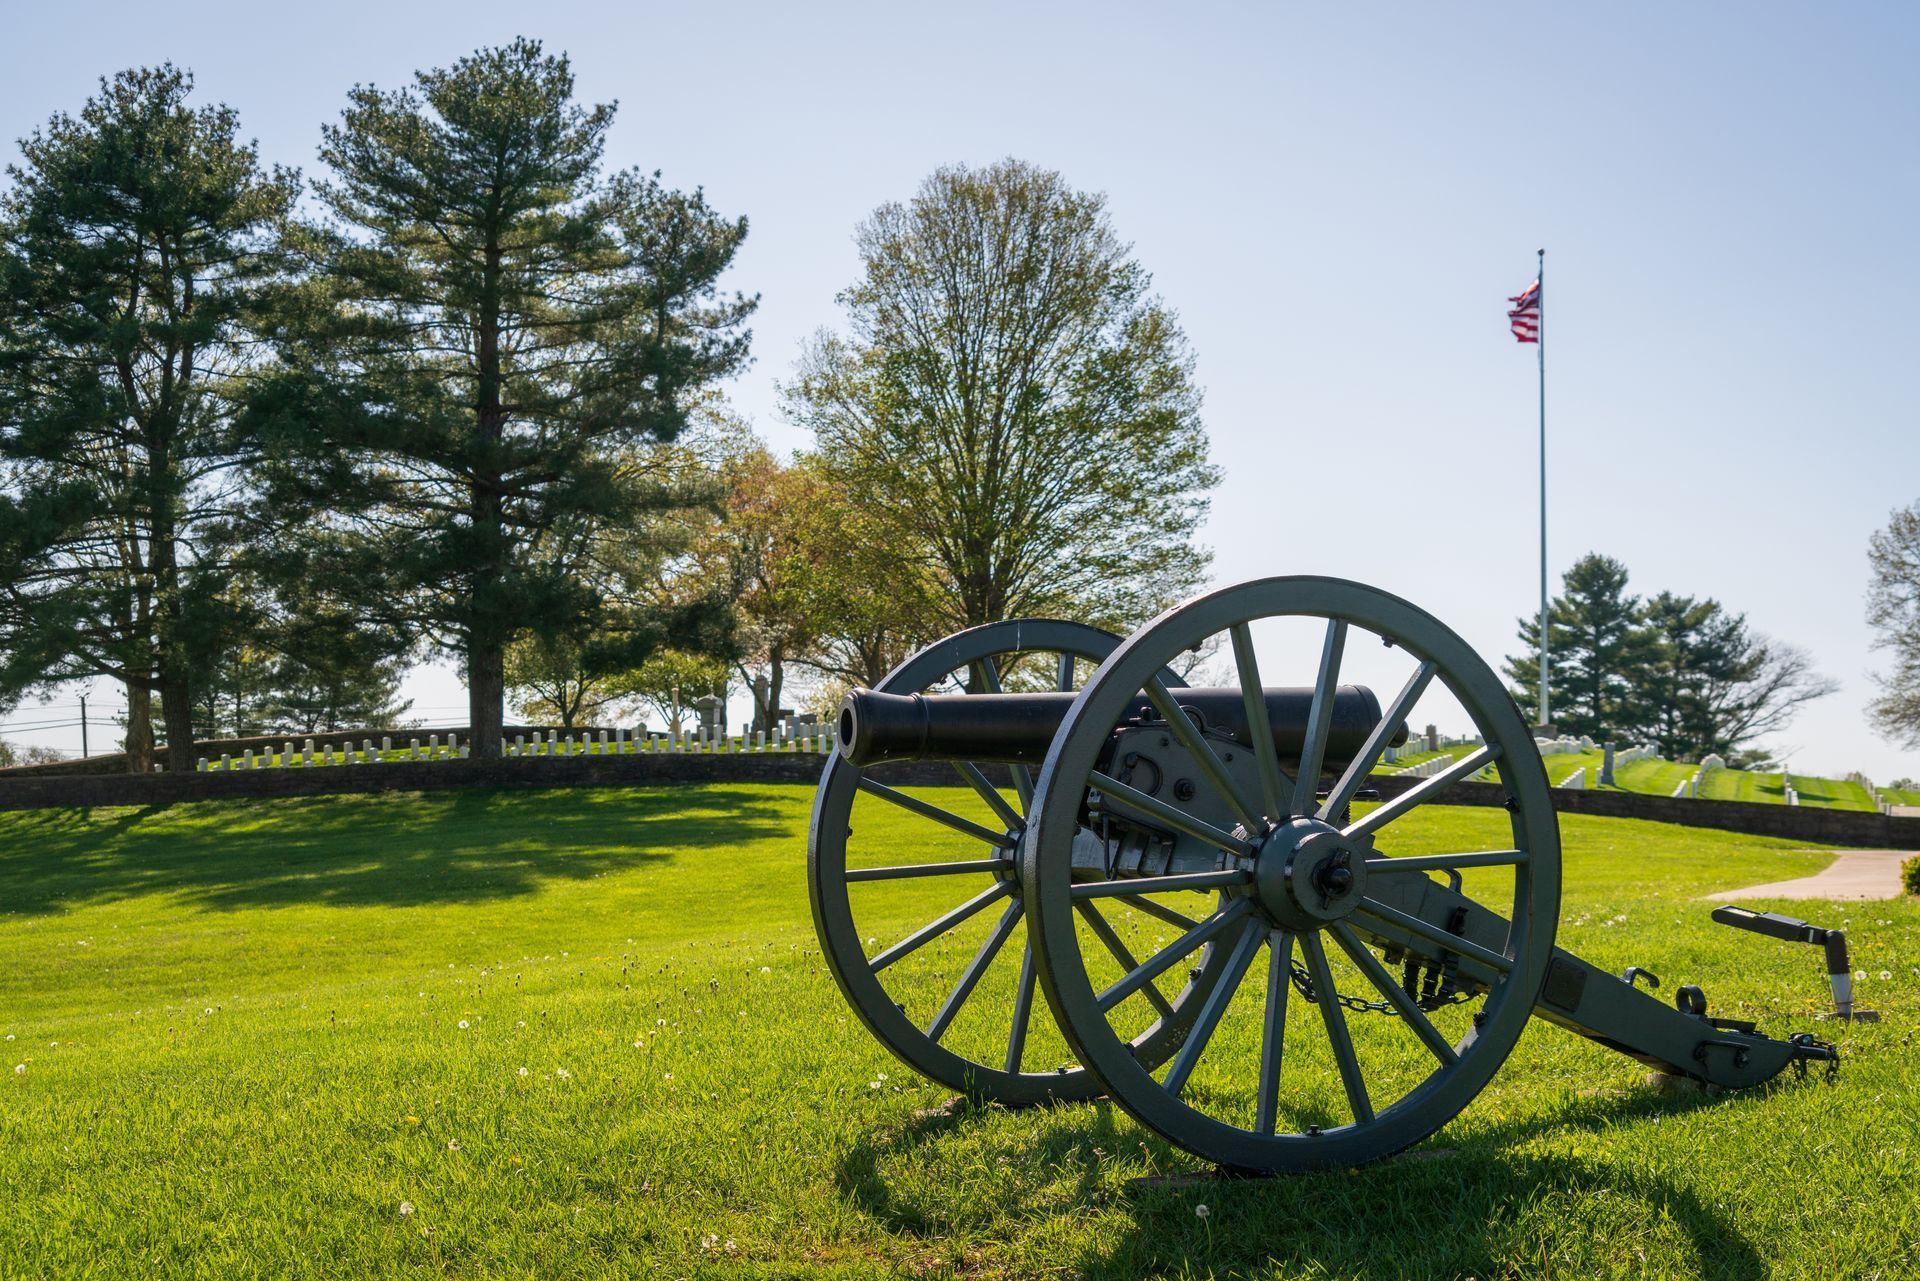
left=837, top=1089, right=1768, bottom=1280
left=0, top=785, right=791, bottom=916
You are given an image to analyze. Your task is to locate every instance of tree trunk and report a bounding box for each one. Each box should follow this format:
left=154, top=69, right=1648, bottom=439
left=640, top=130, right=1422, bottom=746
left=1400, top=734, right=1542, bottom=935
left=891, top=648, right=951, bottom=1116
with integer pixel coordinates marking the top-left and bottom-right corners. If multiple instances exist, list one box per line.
left=160, top=669, right=198, bottom=774
left=123, top=679, right=155, bottom=772
left=470, top=639, right=505, bottom=757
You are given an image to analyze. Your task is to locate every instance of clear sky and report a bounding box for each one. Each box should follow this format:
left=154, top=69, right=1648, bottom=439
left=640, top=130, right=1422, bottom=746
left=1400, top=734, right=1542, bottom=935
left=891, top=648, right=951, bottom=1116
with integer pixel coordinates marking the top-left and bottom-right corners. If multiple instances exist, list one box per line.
left=3, top=2, right=1916, bottom=781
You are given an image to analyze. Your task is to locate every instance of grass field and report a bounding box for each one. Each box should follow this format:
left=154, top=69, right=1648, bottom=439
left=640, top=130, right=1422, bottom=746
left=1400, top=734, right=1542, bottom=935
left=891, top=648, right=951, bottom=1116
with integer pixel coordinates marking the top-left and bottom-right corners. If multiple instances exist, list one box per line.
left=1610, top=758, right=1700, bottom=797
left=2, top=784, right=1915, bottom=1279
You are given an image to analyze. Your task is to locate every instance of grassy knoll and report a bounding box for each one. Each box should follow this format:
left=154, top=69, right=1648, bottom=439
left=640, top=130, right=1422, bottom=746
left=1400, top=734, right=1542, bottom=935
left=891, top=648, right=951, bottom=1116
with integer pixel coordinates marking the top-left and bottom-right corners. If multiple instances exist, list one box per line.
left=1609, top=758, right=1699, bottom=797
left=1697, top=768, right=1789, bottom=805
left=1, top=785, right=1914, bottom=1279
left=1370, top=742, right=1481, bottom=774
left=1537, top=749, right=1605, bottom=787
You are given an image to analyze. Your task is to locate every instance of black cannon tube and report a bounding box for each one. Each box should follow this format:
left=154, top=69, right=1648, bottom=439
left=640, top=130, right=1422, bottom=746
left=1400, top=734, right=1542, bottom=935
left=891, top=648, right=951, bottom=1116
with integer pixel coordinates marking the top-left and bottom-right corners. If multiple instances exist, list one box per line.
left=837, top=685, right=1401, bottom=769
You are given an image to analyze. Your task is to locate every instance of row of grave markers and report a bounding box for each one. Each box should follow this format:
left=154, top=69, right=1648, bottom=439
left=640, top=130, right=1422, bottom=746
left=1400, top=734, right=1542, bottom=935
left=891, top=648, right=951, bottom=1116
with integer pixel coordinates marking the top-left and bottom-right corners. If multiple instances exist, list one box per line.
left=197, top=723, right=839, bottom=771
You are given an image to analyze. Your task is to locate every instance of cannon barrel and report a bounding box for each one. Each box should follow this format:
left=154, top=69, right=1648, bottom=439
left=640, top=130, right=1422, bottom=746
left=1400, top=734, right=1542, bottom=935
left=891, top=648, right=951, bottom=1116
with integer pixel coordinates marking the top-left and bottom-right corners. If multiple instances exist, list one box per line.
left=837, top=685, right=1401, bottom=769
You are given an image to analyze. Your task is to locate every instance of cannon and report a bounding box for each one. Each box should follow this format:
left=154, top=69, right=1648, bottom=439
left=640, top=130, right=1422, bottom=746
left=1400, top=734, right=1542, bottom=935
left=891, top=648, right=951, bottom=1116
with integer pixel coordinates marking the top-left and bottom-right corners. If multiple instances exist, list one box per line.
left=808, top=577, right=1837, bottom=1173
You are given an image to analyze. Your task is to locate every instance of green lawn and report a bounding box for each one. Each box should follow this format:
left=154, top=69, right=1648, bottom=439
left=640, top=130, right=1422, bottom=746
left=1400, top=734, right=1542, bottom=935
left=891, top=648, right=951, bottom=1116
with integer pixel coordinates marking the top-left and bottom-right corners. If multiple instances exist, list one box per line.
left=1, top=785, right=1914, bottom=1278
left=1609, top=758, right=1700, bottom=797
left=1371, top=742, right=1482, bottom=774
left=1537, top=749, right=1606, bottom=787
left=1883, top=786, right=1920, bottom=807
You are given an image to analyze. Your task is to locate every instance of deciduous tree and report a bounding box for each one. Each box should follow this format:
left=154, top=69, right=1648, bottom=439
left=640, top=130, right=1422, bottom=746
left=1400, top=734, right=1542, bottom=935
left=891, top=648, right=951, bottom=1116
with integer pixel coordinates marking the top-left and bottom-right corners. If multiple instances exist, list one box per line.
left=1868, top=502, right=1920, bottom=749
left=784, top=159, right=1217, bottom=638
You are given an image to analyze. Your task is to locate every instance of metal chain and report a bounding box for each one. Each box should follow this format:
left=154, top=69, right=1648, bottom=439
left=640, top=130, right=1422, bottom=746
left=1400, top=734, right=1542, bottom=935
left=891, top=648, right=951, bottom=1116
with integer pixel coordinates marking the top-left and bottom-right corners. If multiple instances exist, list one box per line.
left=1286, top=957, right=1481, bottom=1016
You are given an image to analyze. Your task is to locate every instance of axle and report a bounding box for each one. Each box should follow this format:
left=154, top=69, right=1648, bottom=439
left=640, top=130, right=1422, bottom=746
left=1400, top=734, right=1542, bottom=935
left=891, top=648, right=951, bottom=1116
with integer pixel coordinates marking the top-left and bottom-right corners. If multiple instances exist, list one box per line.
left=837, top=684, right=1401, bottom=768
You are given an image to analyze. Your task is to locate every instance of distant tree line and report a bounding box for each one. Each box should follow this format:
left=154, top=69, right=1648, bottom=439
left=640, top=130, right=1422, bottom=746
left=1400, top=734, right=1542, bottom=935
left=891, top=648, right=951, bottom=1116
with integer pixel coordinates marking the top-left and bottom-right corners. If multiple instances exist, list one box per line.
left=0, top=52, right=1219, bottom=767
left=1504, top=553, right=1836, bottom=767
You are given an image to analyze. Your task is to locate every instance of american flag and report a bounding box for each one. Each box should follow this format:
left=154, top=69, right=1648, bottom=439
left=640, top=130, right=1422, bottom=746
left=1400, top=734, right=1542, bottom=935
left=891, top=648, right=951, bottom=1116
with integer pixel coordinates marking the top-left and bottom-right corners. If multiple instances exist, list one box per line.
left=1507, top=277, right=1541, bottom=343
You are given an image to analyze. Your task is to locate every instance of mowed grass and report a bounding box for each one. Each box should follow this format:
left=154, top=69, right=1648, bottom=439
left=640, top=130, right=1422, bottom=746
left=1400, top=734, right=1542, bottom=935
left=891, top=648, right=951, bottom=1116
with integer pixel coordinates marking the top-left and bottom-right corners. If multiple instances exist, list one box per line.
left=1, top=785, right=1916, bottom=1279
left=1610, top=758, right=1700, bottom=797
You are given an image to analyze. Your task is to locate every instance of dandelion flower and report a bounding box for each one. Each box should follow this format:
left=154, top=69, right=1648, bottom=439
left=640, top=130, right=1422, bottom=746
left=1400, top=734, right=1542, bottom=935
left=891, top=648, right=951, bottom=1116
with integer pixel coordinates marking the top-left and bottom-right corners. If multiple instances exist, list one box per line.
left=556, top=1067, right=571, bottom=1079
left=657, top=1018, right=666, bottom=1027
left=1881, top=970, right=1893, bottom=981
left=405, top=1114, right=419, bottom=1125
left=458, top=1020, right=470, bottom=1030
left=204, top=1008, right=213, bottom=1015
left=12, top=1064, right=21, bottom=1074
left=517, top=1066, right=529, bottom=1077
left=1857, top=970, right=1868, bottom=981
left=759, top=966, right=770, bottom=974
left=701, top=1234, right=720, bottom=1250
left=1195, top=1203, right=1210, bottom=1219
left=447, top=1139, right=460, bottom=1151
left=399, top=1202, right=414, bottom=1217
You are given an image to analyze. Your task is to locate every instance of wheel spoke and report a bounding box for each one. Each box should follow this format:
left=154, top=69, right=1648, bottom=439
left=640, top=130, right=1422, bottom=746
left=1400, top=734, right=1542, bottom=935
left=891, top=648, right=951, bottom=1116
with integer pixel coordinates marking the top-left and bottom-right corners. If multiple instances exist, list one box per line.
left=1070, top=868, right=1251, bottom=899
left=1342, top=745, right=1501, bottom=841
left=1006, top=941, right=1037, bottom=1073
left=1255, top=929, right=1293, bottom=1135
left=1056, top=651, right=1076, bottom=691
left=952, top=761, right=1023, bottom=831
left=1088, top=771, right=1255, bottom=859
left=1300, top=931, right=1373, bottom=1124
left=1119, top=894, right=1201, bottom=933
left=1142, top=677, right=1264, bottom=836
left=1354, top=896, right=1515, bottom=975
left=869, top=881, right=1015, bottom=973
left=971, top=659, right=1034, bottom=808
left=1096, top=897, right=1253, bottom=1013
left=1363, top=849, right=1527, bottom=876
left=1319, top=660, right=1436, bottom=822
left=1161, top=920, right=1263, bottom=1097
left=1075, top=901, right=1174, bottom=1020
left=858, top=776, right=1016, bottom=849
left=1329, top=922, right=1459, bottom=1067
left=1291, top=620, right=1349, bottom=816
left=1229, top=622, right=1294, bottom=821
left=926, top=899, right=1023, bottom=1043
left=845, top=857, right=1015, bottom=883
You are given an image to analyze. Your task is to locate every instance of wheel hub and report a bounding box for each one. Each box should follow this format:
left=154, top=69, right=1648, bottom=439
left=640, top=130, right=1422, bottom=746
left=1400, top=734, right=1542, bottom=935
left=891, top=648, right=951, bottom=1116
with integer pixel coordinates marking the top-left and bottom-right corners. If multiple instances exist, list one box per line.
left=1252, top=817, right=1372, bottom=931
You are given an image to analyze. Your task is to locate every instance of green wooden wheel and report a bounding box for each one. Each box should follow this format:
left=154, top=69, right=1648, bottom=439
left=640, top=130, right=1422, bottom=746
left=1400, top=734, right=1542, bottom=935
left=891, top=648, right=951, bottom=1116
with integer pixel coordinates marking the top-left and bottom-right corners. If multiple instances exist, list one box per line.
left=809, top=619, right=1236, bottom=1106
left=1022, top=577, right=1561, bottom=1170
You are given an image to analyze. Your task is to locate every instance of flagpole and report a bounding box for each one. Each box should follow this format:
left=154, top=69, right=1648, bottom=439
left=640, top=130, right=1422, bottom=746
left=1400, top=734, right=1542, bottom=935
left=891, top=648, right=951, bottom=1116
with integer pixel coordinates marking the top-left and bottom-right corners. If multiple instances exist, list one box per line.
left=1536, top=247, right=1549, bottom=730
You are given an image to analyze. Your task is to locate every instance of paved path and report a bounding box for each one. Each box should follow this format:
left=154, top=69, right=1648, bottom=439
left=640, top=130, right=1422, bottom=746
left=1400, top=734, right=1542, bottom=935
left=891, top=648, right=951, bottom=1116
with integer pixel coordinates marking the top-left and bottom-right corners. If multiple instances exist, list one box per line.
left=1706, top=849, right=1913, bottom=902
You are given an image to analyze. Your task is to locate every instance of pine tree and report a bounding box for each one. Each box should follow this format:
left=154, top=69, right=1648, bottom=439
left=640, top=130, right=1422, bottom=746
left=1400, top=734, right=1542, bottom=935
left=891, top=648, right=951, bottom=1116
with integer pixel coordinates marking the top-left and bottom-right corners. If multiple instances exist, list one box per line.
left=0, top=66, right=297, bottom=771
left=1504, top=554, right=1659, bottom=741
left=249, top=40, right=753, bottom=756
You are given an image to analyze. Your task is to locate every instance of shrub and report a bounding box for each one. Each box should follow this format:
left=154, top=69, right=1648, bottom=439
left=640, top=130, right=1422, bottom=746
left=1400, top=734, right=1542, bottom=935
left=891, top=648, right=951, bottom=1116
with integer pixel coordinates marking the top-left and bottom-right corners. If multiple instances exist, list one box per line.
left=1904, top=855, right=1920, bottom=897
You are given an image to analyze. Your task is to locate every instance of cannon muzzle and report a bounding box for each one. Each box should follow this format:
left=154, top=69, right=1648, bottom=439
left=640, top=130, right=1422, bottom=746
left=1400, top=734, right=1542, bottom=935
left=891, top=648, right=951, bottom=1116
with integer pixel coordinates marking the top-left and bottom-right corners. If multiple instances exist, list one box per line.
left=837, top=685, right=1400, bottom=769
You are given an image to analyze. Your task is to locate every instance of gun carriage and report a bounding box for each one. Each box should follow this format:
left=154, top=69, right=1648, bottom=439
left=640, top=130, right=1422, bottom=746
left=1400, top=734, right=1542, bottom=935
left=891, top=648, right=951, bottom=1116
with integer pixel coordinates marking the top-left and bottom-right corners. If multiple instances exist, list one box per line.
left=808, top=577, right=1836, bottom=1173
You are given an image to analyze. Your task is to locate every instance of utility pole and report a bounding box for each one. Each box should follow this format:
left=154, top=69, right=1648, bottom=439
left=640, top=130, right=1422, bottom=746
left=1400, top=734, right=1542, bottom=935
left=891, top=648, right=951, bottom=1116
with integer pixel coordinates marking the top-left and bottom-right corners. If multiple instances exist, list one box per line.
left=79, top=691, right=89, bottom=758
